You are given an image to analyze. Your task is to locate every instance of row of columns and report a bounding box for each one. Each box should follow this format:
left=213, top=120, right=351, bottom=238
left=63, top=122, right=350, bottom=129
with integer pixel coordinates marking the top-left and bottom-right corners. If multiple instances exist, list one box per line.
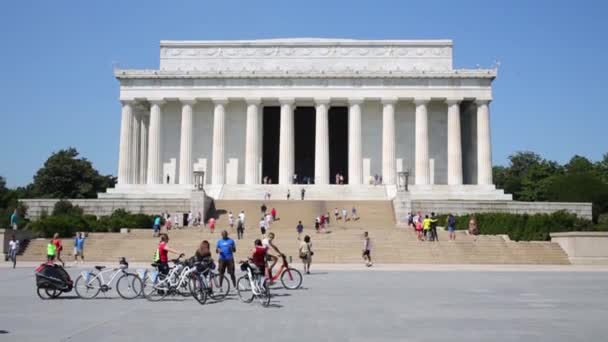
left=117, top=98, right=493, bottom=186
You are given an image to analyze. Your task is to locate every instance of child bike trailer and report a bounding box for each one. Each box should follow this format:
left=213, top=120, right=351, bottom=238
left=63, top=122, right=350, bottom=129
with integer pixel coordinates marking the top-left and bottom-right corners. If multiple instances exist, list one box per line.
left=35, top=263, right=73, bottom=299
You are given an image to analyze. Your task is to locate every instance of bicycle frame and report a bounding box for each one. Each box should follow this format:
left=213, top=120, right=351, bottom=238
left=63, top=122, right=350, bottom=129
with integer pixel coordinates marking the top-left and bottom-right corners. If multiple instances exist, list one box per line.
left=268, top=256, right=294, bottom=282
left=82, top=267, right=126, bottom=288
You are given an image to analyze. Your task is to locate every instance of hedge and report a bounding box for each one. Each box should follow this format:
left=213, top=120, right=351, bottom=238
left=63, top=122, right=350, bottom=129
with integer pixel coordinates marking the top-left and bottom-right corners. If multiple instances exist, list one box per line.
left=29, top=204, right=157, bottom=238
left=434, top=211, right=600, bottom=241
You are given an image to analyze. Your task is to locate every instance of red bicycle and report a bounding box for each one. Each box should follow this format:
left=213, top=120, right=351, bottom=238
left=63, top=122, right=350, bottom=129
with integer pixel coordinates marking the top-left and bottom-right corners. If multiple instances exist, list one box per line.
left=267, top=254, right=302, bottom=290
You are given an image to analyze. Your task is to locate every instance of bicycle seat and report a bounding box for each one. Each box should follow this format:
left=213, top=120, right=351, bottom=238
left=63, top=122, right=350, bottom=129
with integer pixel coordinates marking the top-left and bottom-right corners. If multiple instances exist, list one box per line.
left=94, top=265, right=106, bottom=271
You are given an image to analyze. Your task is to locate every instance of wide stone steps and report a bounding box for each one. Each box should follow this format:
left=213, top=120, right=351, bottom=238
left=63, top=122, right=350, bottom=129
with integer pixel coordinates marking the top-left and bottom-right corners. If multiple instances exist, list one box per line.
left=21, top=226, right=570, bottom=265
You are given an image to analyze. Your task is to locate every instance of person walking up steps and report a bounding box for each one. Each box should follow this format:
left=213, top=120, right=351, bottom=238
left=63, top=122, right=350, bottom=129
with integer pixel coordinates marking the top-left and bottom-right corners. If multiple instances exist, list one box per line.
left=228, top=211, right=234, bottom=230
left=362, top=232, right=373, bottom=267
left=447, top=213, right=457, bottom=241
left=296, top=221, right=304, bottom=240
left=216, top=230, right=237, bottom=288
left=300, top=188, right=306, bottom=200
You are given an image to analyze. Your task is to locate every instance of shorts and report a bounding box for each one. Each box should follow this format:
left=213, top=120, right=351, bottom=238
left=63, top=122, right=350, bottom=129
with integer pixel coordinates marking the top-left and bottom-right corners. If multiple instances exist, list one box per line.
left=260, top=227, right=266, bottom=235
left=362, top=250, right=371, bottom=257
left=47, top=254, right=55, bottom=260
left=218, top=259, right=235, bottom=275
left=297, top=228, right=303, bottom=234
left=448, top=226, right=455, bottom=233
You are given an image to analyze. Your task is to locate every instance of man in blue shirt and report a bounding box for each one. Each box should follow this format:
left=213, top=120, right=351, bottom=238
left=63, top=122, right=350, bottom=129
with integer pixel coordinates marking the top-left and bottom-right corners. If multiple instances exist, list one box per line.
left=216, top=230, right=237, bottom=288
left=10, top=209, right=18, bottom=230
left=73, top=232, right=86, bottom=264
left=153, top=215, right=161, bottom=237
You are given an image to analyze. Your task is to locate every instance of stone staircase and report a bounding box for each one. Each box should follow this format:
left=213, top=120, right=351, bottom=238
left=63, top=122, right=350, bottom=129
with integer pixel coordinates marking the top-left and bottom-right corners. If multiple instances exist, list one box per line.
left=218, top=185, right=389, bottom=200
left=19, top=200, right=570, bottom=265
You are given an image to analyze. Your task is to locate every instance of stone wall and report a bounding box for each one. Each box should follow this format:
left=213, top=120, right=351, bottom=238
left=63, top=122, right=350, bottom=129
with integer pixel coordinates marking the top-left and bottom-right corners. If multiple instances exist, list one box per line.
left=551, top=232, right=608, bottom=264
left=410, top=200, right=593, bottom=220
left=21, top=198, right=196, bottom=220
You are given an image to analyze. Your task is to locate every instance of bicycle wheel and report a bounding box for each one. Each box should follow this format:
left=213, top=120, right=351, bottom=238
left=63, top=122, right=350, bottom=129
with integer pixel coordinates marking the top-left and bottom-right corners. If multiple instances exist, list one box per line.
left=143, top=273, right=168, bottom=302
left=74, top=273, right=101, bottom=299
left=236, top=276, right=254, bottom=303
left=188, top=274, right=207, bottom=305
left=280, top=268, right=303, bottom=290
left=209, top=273, right=230, bottom=300
left=258, top=279, right=271, bottom=307
left=116, top=273, right=143, bottom=299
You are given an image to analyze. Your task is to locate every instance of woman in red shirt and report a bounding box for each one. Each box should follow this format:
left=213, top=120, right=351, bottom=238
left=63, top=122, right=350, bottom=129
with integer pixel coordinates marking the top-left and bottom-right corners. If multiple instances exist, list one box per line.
left=52, top=233, right=65, bottom=267
left=158, top=234, right=183, bottom=275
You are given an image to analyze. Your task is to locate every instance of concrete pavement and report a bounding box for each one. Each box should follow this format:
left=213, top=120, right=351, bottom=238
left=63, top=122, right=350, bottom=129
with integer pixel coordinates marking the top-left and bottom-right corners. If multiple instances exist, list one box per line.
left=1, top=267, right=608, bottom=341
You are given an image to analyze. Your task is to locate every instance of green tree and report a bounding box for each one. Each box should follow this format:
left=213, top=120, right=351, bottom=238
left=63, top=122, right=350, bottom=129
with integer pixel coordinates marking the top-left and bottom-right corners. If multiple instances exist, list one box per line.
left=30, top=148, right=116, bottom=199
left=544, top=173, right=608, bottom=223
left=565, top=155, right=595, bottom=174
left=595, top=153, right=608, bottom=183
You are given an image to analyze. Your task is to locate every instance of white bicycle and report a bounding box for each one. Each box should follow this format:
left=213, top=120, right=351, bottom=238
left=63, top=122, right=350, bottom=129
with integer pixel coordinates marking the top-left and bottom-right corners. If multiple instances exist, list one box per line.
left=237, top=260, right=270, bottom=307
left=74, top=257, right=142, bottom=299
left=142, top=255, right=197, bottom=301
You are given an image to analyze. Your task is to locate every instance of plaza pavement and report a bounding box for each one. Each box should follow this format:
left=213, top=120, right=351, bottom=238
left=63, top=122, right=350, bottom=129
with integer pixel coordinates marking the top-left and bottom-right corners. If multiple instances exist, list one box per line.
left=1, top=265, right=607, bottom=342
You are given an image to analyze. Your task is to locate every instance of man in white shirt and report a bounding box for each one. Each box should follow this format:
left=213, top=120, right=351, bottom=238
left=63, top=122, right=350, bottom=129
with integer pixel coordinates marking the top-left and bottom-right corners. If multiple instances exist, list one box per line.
left=8, top=235, right=19, bottom=269
left=238, top=211, right=245, bottom=225
left=259, top=218, right=267, bottom=235
left=362, top=231, right=373, bottom=267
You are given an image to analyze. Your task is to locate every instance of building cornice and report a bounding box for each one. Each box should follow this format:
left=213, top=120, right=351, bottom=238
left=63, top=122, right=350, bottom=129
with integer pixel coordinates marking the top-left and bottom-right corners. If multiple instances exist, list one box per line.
left=160, top=38, right=453, bottom=48
left=114, top=68, right=496, bottom=80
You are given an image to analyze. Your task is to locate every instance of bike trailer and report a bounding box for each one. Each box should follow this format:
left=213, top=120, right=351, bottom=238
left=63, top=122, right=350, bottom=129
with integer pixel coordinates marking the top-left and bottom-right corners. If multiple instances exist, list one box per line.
left=35, top=263, right=73, bottom=292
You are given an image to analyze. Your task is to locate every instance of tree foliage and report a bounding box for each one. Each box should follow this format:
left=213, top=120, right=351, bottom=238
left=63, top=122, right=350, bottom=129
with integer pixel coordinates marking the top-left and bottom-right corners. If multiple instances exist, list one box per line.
left=30, top=147, right=116, bottom=199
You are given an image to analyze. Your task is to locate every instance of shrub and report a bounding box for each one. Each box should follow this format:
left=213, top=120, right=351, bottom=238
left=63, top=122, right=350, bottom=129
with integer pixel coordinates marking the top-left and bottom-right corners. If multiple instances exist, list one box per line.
left=30, top=214, right=90, bottom=238
left=52, top=199, right=83, bottom=217
left=435, top=211, right=596, bottom=241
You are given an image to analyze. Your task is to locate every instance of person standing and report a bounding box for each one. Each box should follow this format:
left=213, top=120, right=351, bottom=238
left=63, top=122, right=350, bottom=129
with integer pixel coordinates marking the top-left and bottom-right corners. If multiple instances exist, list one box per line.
left=271, top=207, right=277, bottom=221
left=301, top=188, right=306, bottom=200
left=342, top=208, right=348, bottom=222
left=187, top=211, right=193, bottom=227
left=236, top=218, right=245, bottom=240
left=10, top=209, right=18, bottom=230
left=335, top=173, right=340, bottom=184
left=52, top=233, right=64, bottom=267
left=293, top=173, right=298, bottom=184
left=299, top=235, right=313, bottom=274
left=351, top=206, right=358, bottom=221
left=447, top=213, right=457, bottom=241
left=325, top=212, right=331, bottom=226
left=362, top=232, right=373, bottom=267
left=287, top=189, right=291, bottom=200
left=8, top=235, right=19, bottom=268
left=429, top=212, right=439, bottom=242
left=46, top=238, right=56, bottom=264
left=174, top=214, right=180, bottom=229
left=153, top=215, right=161, bottom=237
left=296, top=220, right=304, bottom=240
left=423, top=215, right=432, bottom=241
left=228, top=211, right=234, bottom=230
left=208, top=217, right=216, bottom=233
left=468, top=216, right=479, bottom=236
left=261, top=203, right=267, bottom=215
left=259, top=217, right=267, bottom=236
left=334, top=208, right=339, bottom=221
left=73, top=232, right=86, bottom=264
left=157, top=234, right=183, bottom=275
left=238, top=210, right=245, bottom=225
left=216, top=230, right=237, bottom=288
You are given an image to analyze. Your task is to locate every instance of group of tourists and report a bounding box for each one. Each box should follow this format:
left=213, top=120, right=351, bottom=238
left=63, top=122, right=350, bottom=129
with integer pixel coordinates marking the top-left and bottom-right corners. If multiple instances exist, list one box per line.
left=44, top=232, right=87, bottom=267
left=406, top=212, right=479, bottom=241
left=332, top=206, right=359, bottom=223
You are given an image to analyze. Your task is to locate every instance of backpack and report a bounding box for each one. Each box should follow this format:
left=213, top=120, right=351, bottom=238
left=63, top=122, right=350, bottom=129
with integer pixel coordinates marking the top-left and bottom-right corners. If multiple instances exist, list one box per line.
left=152, top=248, right=160, bottom=263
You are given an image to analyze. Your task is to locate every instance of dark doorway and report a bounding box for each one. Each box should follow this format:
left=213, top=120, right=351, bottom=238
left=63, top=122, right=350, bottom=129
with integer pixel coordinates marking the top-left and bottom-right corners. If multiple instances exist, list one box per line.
left=329, top=107, right=348, bottom=184
left=294, top=107, right=316, bottom=183
left=262, top=106, right=280, bottom=183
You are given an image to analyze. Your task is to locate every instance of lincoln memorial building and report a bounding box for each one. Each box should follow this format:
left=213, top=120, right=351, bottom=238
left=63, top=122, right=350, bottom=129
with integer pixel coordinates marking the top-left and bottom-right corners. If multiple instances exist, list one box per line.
left=103, top=38, right=511, bottom=201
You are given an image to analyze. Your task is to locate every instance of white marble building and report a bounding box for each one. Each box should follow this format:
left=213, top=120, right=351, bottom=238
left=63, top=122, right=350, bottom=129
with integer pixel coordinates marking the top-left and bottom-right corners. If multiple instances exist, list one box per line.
left=103, top=38, right=510, bottom=201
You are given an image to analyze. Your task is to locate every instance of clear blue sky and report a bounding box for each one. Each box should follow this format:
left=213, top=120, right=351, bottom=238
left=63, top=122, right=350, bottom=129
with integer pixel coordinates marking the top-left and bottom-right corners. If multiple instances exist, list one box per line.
left=1, top=0, right=607, bottom=187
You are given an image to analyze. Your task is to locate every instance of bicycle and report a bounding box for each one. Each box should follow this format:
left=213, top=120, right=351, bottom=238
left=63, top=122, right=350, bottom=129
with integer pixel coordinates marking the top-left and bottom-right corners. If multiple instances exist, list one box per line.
left=142, top=255, right=197, bottom=301
left=267, top=254, right=302, bottom=290
left=74, top=257, right=142, bottom=299
left=188, top=263, right=230, bottom=304
left=236, top=260, right=270, bottom=307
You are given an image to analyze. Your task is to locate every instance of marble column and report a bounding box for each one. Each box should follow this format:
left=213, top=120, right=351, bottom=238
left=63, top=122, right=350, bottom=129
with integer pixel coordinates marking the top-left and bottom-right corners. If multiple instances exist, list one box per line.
left=382, top=98, right=397, bottom=185
left=245, top=98, right=261, bottom=184
left=447, top=99, right=463, bottom=185
left=348, top=99, right=363, bottom=185
left=278, top=98, right=295, bottom=185
left=131, top=112, right=141, bottom=184
left=314, top=98, right=330, bottom=185
left=139, top=115, right=149, bottom=184
left=178, top=99, right=195, bottom=185
left=211, top=98, right=228, bottom=185
left=414, top=99, right=430, bottom=185
left=117, top=100, right=134, bottom=185
left=476, top=100, right=493, bottom=185
left=146, top=100, right=164, bottom=185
